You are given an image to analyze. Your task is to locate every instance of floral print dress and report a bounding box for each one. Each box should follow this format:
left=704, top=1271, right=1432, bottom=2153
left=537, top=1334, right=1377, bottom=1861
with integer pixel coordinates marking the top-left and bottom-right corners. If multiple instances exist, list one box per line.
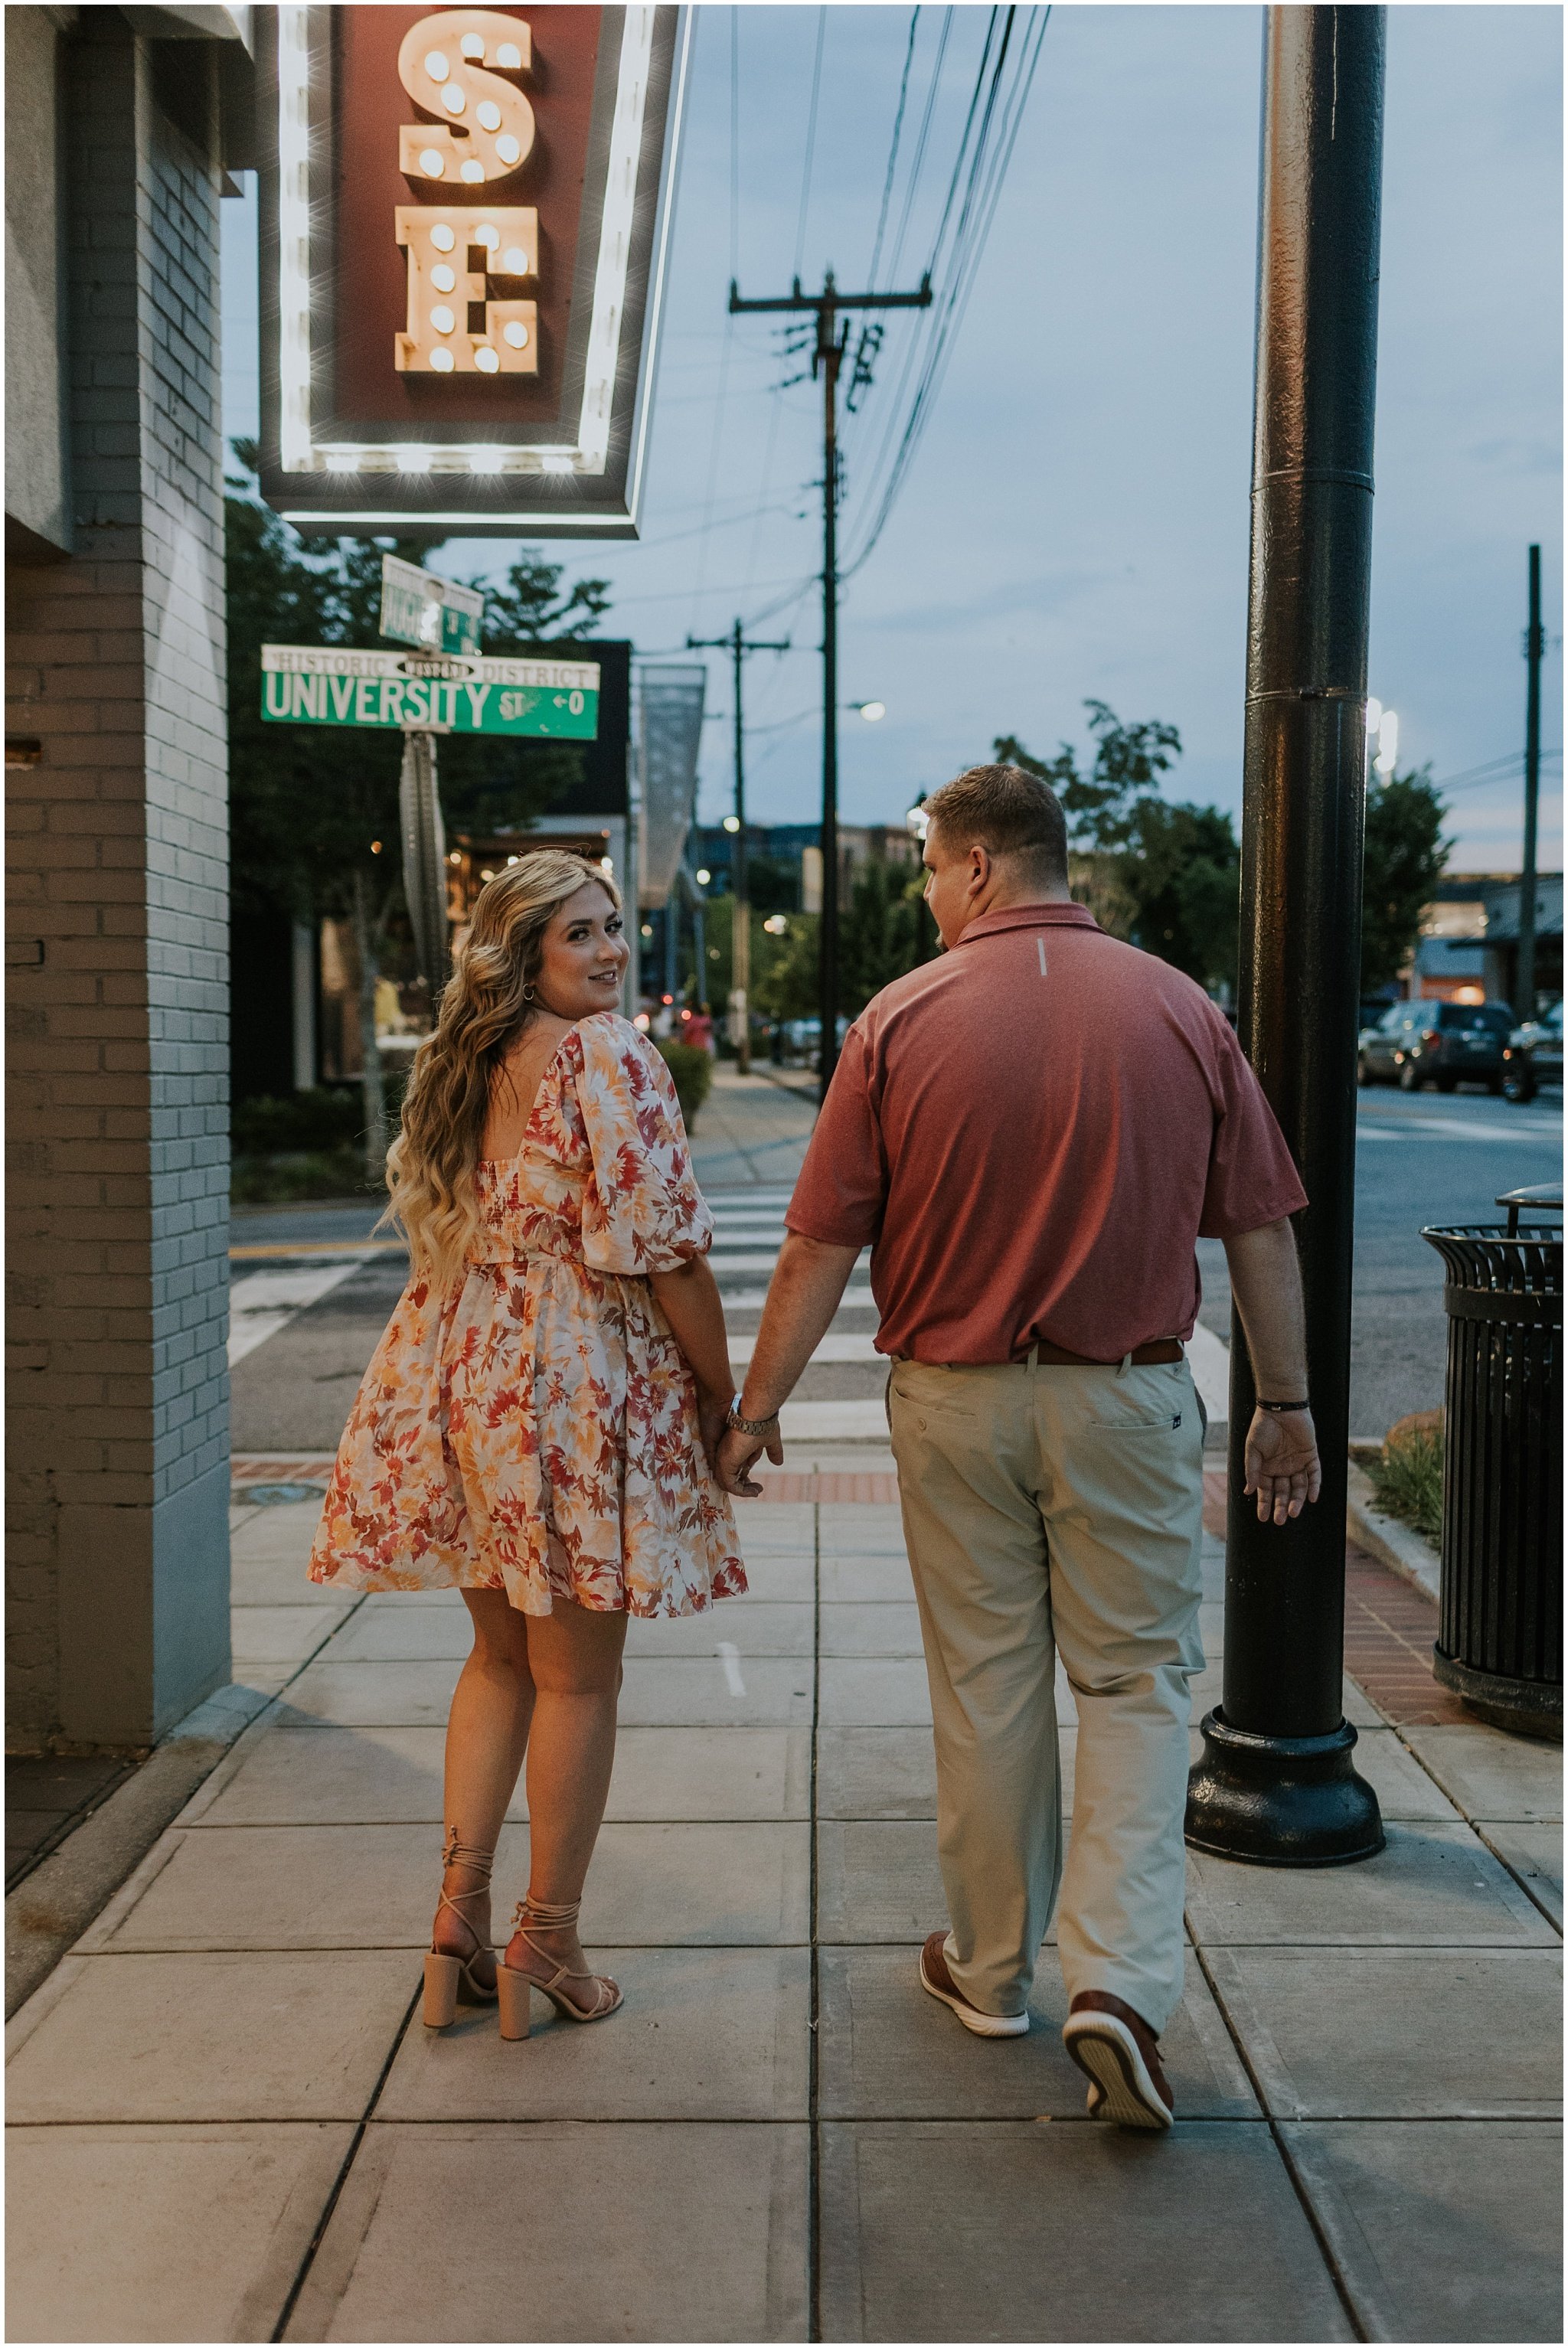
left=308, top=1014, right=746, bottom=1616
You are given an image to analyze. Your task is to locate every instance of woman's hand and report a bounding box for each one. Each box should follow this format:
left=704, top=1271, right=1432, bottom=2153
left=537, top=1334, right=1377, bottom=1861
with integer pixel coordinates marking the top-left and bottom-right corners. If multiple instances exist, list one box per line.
left=696, top=1382, right=731, bottom=1472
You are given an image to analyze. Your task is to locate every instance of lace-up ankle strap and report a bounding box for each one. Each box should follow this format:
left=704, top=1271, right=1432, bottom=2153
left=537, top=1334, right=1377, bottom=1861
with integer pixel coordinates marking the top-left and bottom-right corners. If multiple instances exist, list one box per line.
left=442, top=1827, right=495, bottom=1881
left=514, top=1895, right=581, bottom=1931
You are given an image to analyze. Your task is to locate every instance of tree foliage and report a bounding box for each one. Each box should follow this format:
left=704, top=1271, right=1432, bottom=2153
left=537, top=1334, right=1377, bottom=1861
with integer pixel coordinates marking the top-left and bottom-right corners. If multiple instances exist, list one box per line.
left=226, top=442, right=612, bottom=932
left=747, top=859, right=934, bottom=1023
left=996, top=703, right=1239, bottom=992
left=1361, top=766, right=1449, bottom=993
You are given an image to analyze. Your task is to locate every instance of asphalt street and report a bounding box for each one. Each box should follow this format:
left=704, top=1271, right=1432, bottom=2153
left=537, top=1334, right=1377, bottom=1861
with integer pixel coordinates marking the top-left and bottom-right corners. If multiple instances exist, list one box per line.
left=230, top=1073, right=1560, bottom=1455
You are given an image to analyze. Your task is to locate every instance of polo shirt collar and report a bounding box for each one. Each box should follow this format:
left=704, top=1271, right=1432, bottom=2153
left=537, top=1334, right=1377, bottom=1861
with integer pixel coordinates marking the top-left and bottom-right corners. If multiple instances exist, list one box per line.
left=957, top=902, right=1100, bottom=947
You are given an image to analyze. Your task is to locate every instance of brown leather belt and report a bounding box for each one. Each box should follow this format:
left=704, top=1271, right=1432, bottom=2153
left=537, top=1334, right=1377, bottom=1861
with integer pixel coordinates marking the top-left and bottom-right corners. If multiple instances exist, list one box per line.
left=1021, top=1338, right=1185, bottom=1369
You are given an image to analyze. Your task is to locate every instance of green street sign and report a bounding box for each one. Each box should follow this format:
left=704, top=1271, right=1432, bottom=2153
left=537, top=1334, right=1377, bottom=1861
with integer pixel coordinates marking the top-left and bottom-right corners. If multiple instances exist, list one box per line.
left=260, top=645, right=599, bottom=739
left=378, top=554, right=484, bottom=657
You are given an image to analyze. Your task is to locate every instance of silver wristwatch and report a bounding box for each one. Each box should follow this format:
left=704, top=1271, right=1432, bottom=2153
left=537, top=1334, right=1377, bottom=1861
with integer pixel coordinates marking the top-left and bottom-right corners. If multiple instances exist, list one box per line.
left=725, top=1393, right=780, bottom=1439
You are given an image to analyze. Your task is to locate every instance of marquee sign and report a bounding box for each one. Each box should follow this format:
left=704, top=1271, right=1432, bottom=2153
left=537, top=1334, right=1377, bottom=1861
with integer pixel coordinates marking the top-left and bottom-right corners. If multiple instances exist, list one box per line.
left=256, top=5, right=689, bottom=537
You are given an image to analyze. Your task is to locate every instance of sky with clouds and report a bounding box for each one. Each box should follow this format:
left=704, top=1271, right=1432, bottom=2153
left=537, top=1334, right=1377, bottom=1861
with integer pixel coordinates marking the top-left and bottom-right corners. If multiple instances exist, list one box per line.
left=222, top=2, right=1563, bottom=870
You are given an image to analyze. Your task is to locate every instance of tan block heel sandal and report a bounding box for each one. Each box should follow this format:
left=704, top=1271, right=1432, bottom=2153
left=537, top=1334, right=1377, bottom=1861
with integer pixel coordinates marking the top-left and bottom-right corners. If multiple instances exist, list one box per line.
left=423, top=1830, right=500, bottom=2029
left=497, top=1896, right=623, bottom=2040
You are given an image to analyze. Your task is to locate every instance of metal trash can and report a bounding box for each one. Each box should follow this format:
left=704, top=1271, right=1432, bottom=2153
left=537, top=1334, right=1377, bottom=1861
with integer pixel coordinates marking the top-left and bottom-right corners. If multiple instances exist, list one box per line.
left=1420, top=1184, right=1562, bottom=1739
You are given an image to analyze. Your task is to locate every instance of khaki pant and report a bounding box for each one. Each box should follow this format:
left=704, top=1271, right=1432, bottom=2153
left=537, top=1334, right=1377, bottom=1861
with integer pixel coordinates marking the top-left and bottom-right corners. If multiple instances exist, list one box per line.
left=887, top=1354, right=1206, bottom=2031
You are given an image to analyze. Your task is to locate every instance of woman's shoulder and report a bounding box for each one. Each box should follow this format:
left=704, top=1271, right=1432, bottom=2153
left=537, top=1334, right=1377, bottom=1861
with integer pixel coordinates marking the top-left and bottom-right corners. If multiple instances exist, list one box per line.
left=574, top=1011, right=666, bottom=1083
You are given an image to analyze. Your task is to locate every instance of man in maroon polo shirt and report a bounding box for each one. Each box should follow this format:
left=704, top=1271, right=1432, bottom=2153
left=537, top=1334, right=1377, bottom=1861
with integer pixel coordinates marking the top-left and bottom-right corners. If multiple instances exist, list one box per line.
left=716, top=763, right=1321, bottom=2130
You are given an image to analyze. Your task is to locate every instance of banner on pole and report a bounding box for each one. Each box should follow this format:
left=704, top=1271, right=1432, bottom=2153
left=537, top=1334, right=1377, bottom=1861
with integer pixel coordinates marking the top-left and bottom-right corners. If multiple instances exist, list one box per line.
left=261, top=645, right=599, bottom=737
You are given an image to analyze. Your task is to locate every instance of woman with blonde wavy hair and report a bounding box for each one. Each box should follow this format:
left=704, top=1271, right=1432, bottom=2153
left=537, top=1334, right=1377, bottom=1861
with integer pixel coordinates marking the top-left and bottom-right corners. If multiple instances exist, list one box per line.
left=309, top=851, right=748, bottom=2039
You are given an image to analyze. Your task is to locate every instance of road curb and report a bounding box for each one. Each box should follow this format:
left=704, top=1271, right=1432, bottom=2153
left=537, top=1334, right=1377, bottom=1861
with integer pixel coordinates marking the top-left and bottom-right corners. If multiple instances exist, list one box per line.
left=5, top=1683, right=273, bottom=2018
left=1346, top=1460, right=1441, bottom=1605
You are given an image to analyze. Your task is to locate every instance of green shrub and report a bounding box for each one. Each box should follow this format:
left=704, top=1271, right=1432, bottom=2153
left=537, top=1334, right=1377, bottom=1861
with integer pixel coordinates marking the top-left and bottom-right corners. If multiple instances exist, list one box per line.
left=232, top=1089, right=365, bottom=1154
left=1368, top=1425, right=1443, bottom=1543
left=654, top=1040, right=713, bottom=1129
left=230, top=1148, right=376, bottom=1204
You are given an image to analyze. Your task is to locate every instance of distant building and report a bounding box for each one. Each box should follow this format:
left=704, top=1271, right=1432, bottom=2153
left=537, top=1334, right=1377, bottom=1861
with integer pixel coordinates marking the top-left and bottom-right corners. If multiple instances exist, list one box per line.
left=1412, top=873, right=1562, bottom=1012
left=690, top=820, right=919, bottom=907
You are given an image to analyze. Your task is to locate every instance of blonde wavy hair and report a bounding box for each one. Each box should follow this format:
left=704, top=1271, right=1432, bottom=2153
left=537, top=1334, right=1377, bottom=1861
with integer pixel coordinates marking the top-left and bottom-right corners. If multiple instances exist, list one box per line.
left=385, top=850, right=622, bottom=1285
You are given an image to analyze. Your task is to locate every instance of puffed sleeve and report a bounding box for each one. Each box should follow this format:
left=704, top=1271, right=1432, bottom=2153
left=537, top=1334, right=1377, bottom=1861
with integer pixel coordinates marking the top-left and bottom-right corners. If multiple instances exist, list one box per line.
left=573, top=1016, right=715, bottom=1274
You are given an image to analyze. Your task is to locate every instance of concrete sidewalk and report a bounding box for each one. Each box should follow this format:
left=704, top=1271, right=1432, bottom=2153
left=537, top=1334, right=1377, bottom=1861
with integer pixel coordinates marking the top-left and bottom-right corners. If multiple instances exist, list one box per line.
left=7, top=1465, right=1561, bottom=2343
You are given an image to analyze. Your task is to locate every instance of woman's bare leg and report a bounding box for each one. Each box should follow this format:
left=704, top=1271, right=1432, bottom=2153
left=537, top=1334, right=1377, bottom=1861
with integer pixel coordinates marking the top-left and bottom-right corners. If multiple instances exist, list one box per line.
left=505, top=1598, right=628, bottom=1986
left=434, top=1589, right=535, bottom=1990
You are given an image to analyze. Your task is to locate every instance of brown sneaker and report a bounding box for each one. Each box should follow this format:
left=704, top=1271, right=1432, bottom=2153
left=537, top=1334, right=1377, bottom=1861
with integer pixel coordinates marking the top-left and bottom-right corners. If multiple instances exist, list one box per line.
left=918, top=1932, right=1029, bottom=2038
left=1062, top=1990, right=1174, bottom=2129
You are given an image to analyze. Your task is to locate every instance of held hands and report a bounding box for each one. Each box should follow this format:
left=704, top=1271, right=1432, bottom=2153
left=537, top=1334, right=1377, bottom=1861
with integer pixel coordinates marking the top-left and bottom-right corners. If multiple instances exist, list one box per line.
left=715, top=1419, right=785, bottom=1500
left=1243, top=1406, right=1322, bottom=1526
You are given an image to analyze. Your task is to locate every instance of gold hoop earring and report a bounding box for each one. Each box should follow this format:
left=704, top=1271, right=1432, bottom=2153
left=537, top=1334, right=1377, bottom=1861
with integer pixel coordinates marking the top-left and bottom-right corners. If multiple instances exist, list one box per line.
left=521, top=984, right=536, bottom=1003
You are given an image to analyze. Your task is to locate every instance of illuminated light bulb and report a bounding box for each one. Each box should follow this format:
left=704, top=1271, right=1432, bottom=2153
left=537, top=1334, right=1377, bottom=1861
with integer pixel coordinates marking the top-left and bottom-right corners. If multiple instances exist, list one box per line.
left=460, top=32, right=485, bottom=57
left=469, top=446, right=505, bottom=472
left=859, top=700, right=886, bottom=722
left=326, top=451, right=359, bottom=472
left=419, top=148, right=446, bottom=177
left=695, top=868, right=711, bottom=885
left=476, top=100, right=501, bottom=132
left=474, top=346, right=499, bottom=373
left=503, top=321, right=529, bottom=348
left=398, top=446, right=430, bottom=473
left=447, top=851, right=462, bottom=866
left=497, top=41, right=521, bottom=67
left=506, top=854, right=520, bottom=866
left=424, top=49, right=449, bottom=80
left=460, top=160, right=484, bottom=182
left=640, top=924, right=654, bottom=939
left=430, top=346, right=455, bottom=372
left=495, top=135, right=521, bottom=167
left=475, top=223, right=500, bottom=250
left=723, top=815, right=740, bottom=833
left=443, top=83, right=466, bottom=113
left=430, top=263, right=456, bottom=294
left=542, top=452, right=573, bottom=473
left=502, top=244, right=528, bottom=273
left=430, top=305, right=456, bottom=335
left=600, top=857, right=614, bottom=875
left=480, top=868, right=496, bottom=883
left=430, top=222, right=456, bottom=253
left=1365, top=697, right=1383, bottom=733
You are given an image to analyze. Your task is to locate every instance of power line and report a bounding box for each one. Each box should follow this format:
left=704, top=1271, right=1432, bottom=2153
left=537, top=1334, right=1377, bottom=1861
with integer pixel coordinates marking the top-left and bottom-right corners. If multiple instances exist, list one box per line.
left=867, top=9, right=921, bottom=289
left=792, top=8, right=828, bottom=282
left=844, top=6, right=1050, bottom=576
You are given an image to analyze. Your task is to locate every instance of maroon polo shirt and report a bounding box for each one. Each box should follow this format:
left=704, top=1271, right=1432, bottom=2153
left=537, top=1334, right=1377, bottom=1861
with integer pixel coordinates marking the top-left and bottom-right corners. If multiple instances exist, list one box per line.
left=786, top=903, right=1307, bottom=1364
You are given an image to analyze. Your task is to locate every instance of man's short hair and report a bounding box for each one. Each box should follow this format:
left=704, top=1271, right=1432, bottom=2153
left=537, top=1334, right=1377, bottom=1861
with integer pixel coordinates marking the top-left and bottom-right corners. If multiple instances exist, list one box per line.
left=923, top=763, right=1068, bottom=883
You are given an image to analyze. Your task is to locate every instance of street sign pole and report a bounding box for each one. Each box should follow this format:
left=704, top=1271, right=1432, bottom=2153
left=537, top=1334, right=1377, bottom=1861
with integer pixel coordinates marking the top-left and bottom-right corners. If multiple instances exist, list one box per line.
left=399, top=729, right=449, bottom=992
left=1186, top=4, right=1387, bottom=1867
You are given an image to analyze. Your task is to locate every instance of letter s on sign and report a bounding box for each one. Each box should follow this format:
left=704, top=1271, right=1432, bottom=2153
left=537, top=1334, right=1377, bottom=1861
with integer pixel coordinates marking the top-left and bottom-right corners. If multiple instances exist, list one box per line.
left=398, top=11, right=534, bottom=187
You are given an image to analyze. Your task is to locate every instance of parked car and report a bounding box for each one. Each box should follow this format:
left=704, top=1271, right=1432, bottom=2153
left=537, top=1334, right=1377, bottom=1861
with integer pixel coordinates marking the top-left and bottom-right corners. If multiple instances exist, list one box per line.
left=1357, top=1000, right=1516, bottom=1092
left=1501, top=1000, right=1564, bottom=1103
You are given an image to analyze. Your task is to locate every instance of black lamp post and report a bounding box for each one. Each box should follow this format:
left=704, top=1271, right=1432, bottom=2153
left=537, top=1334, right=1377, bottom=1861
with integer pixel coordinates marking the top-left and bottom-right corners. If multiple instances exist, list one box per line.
left=1186, top=5, right=1387, bottom=1865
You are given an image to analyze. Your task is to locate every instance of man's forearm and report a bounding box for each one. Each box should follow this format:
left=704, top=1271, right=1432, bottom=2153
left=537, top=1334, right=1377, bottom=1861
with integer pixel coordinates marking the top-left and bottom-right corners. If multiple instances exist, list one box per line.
left=740, top=1233, right=861, bottom=1419
left=1223, top=1217, right=1309, bottom=1397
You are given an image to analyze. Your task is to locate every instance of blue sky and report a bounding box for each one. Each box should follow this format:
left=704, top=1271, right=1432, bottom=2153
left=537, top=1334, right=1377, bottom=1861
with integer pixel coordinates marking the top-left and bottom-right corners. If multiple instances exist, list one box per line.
left=222, top=2, right=1562, bottom=869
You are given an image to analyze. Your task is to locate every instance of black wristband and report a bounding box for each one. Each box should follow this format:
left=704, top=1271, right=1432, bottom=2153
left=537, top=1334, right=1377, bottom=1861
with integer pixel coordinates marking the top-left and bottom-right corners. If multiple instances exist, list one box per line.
left=1258, top=1398, right=1311, bottom=1413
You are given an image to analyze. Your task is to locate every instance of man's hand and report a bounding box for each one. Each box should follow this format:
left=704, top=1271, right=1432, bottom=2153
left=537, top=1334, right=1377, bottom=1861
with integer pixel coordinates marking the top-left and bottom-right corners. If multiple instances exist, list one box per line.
left=1243, top=1406, right=1321, bottom=1526
left=716, top=1421, right=784, bottom=1499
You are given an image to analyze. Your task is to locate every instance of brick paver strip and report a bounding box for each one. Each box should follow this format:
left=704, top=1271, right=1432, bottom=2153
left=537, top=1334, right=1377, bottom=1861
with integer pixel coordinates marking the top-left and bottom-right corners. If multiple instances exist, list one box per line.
left=1200, top=1469, right=1464, bottom=1727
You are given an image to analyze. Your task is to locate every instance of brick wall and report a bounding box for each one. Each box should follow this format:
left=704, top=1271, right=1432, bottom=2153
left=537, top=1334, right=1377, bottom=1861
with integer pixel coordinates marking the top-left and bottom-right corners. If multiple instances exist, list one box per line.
left=5, top=18, right=230, bottom=1749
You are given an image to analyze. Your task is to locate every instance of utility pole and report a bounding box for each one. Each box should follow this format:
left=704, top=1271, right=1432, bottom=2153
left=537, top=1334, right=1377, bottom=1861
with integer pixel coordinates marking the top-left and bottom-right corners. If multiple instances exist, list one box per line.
left=1518, top=544, right=1544, bottom=1020
left=1185, top=5, right=1386, bottom=1867
left=688, top=619, right=789, bottom=1073
left=729, top=269, right=932, bottom=1099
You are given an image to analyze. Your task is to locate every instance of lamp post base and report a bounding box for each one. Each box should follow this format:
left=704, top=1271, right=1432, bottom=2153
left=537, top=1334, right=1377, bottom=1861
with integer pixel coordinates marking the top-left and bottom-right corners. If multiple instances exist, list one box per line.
left=1185, top=1710, right=1384, bottom=1866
